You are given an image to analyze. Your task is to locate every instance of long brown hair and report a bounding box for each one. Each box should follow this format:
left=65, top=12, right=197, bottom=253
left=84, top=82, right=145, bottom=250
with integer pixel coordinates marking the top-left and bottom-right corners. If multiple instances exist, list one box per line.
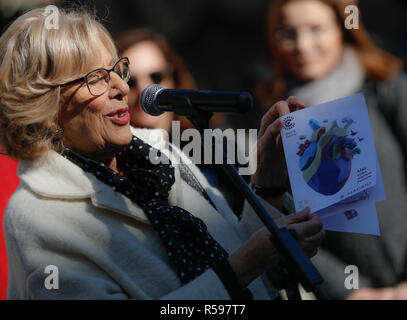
left=258, top=0, right=403, bottom=104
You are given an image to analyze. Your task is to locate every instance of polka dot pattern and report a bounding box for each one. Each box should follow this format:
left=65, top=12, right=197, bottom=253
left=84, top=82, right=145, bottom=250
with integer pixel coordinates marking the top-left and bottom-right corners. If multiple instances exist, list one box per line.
left=63, top=135, right=229, bottom=284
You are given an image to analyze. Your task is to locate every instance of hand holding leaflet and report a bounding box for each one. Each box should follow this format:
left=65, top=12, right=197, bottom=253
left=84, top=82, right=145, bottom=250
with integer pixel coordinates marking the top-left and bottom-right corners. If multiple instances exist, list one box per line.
left=280, top=93, right=385, bottom=235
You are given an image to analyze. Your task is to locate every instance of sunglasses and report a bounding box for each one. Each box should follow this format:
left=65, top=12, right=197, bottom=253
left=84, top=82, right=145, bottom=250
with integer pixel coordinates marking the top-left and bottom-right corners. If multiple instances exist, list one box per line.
left=127, top=64, right=174, bottom=88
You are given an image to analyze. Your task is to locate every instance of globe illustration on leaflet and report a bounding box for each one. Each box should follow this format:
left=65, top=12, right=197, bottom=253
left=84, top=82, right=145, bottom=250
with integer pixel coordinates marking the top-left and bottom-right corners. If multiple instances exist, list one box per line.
left=297, top=118, right=361, bottom=196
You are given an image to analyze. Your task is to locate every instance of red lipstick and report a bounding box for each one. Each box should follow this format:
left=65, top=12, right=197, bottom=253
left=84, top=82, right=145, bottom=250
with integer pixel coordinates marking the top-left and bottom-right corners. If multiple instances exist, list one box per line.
left=105, top=108, right=130, bottom=125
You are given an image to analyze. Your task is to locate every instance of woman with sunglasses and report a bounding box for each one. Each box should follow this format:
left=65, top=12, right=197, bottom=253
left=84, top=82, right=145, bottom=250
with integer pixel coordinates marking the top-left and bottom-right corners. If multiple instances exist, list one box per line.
left=114, top=28, right=197, bottom=133
left=0, top=7, right=324, bottom=300
left=114, top=28, right=240, bottom=215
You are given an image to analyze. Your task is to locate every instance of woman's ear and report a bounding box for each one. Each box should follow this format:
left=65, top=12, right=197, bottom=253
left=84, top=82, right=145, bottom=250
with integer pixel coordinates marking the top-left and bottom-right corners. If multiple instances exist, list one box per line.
left=58, top=85, right=92, bottom=125
left=59, top=85, right=79, bottom=113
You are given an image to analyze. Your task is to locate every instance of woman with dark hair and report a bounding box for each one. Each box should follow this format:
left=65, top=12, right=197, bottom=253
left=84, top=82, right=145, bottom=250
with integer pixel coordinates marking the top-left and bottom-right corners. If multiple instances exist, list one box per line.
left=114, top=28, right=198, bottom=132
left=114, top=28, right=234, bottom=211
left=257, top=0, right=407, bottom=299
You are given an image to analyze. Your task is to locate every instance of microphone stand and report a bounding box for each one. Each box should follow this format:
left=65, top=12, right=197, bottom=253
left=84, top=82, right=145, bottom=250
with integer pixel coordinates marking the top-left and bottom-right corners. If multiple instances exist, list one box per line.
left=176, top=96, right=330, bottom=300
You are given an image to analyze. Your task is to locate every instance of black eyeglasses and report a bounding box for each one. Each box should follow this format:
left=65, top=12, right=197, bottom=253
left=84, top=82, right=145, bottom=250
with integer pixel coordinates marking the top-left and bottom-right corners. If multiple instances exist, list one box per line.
left=127, top=64, right=174, bottom=88
left=59, top=57, right=130, bottom=96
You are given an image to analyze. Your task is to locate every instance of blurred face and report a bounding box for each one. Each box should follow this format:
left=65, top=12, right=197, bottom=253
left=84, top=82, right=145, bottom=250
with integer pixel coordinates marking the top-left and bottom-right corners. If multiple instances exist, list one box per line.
left=59, top=42, right=132, bottom=164
left=275, top=0, right=344, bottom=81
left=122, top=40, right=175, bottom=132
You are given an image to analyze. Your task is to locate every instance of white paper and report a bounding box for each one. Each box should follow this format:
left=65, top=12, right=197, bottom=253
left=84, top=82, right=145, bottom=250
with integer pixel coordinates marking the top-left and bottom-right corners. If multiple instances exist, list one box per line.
left=281, top=93, right=378, bottom=213
left=280, top=93, right=386, bottom=235
left=319, top=202, right=380, bottom=236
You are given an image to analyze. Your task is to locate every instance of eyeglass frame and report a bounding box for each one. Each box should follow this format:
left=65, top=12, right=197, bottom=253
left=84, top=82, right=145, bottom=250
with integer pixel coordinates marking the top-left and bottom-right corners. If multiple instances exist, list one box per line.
left=58, top=57, right=130, bottom=96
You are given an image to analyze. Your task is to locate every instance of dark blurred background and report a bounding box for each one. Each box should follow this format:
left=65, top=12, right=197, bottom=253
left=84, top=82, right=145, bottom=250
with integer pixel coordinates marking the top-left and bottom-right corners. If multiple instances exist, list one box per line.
left=1, top=0, right=407, bottom=300
left=1, top=0, right=406, bottom=93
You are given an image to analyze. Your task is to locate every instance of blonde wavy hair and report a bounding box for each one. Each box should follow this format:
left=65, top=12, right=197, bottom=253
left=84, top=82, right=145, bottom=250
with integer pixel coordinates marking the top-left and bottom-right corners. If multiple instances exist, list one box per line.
left=0, top=7, right=118, bottom=160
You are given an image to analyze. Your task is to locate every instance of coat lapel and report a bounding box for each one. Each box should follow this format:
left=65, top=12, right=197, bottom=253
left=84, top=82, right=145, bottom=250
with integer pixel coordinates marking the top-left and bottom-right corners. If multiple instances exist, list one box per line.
left=17, top=128, right=181, bottom=225
left=17, top=127, right=229, bottom=226
left=88, top=173, right=151, bottom=224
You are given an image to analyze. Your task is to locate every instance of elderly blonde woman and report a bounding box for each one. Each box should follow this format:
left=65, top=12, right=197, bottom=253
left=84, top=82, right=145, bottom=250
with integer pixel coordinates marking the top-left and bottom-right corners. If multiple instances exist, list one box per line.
left=0, top=8, right=324, bottom=300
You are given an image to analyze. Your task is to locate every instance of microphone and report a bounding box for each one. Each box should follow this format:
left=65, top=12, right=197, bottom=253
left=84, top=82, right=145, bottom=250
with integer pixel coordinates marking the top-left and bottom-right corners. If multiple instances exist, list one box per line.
left=140, top=84, right=253, bottom=116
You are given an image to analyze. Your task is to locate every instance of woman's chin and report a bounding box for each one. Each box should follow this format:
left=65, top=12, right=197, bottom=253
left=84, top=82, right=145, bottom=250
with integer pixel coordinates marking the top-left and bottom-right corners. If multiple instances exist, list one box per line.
left=130, top=117, right=163, bottom=130
left=111, top=125, right=133, bottom=147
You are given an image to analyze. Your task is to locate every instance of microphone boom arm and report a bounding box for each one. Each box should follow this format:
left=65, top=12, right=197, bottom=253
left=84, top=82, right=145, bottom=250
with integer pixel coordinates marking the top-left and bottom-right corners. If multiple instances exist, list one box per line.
left=183, top=108, right=330, bottom=300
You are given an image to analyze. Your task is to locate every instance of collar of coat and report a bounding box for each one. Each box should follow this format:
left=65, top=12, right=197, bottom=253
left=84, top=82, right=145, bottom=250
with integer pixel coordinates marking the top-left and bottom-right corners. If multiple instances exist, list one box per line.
left=16, top=127, right=192, bottom=224
left=16, top=126, right=290, bottom=228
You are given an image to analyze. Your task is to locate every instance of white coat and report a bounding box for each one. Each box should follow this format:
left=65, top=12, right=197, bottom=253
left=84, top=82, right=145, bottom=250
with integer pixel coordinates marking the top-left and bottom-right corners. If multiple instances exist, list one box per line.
left=4, top=128, right=286, bottom=300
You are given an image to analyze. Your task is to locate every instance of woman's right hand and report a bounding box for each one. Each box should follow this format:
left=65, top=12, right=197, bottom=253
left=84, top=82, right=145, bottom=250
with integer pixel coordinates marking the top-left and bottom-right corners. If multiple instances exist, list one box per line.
left=228, top=207, right=324, bottom=288
left=274, top=207, right=325, bottom=258
left=252, top=97, right=306, bottom=190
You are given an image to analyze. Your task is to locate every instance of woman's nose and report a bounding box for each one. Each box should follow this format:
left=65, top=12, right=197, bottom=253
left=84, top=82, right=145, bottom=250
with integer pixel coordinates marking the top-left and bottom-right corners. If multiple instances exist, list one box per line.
left=294, top=29, right=313, bottom=53
left=109, top=72, right=130, bottom=99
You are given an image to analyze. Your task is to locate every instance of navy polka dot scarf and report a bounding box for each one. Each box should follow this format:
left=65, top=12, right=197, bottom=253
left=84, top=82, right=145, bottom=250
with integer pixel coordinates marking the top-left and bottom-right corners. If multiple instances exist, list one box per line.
left=62, top=135, right=229, bottom=284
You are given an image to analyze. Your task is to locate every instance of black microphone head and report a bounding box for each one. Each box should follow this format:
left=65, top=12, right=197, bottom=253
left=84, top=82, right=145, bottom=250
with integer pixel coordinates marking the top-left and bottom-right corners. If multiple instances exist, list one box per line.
left=140, top=84, right=165, bottom=116
left=237, top=92, right=253, bottom=113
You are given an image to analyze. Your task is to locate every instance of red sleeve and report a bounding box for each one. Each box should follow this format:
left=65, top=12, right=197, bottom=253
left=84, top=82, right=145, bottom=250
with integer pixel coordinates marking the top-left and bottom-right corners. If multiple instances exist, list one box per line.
left=0, top=148, right=19, bottom=300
